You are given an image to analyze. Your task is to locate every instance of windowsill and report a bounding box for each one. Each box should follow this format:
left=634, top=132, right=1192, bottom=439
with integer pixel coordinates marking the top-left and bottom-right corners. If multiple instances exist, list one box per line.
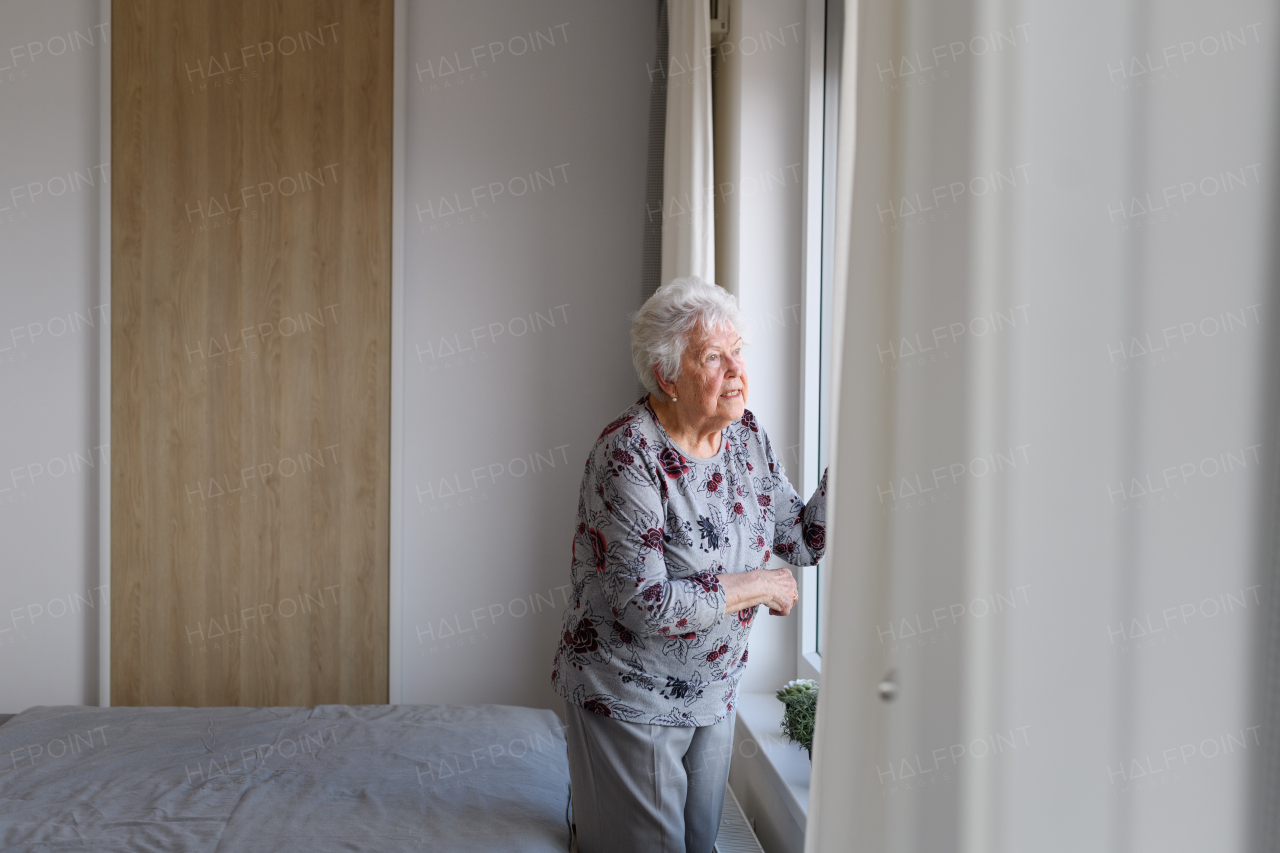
left=735, top=691, right=811, bottom=828
left=798, top=650, right=821, bottom=681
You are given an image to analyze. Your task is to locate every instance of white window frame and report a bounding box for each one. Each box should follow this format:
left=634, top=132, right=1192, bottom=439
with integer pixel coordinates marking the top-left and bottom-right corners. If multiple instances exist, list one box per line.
left=797, top=0, right=842, bottom=683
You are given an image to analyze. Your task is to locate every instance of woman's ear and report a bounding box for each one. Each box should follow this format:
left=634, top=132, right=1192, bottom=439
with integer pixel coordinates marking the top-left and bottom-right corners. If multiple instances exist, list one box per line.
left=653, top=364, right=678, bottom=401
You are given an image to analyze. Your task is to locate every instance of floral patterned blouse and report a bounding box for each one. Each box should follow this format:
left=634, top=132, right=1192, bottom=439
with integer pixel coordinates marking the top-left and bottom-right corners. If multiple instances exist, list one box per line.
left=551, top=396, right=828, bottom=727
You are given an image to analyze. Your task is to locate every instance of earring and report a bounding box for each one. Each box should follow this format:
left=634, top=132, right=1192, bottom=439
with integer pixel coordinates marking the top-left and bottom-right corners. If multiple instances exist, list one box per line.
left=671, top=396, right=677, bottom=402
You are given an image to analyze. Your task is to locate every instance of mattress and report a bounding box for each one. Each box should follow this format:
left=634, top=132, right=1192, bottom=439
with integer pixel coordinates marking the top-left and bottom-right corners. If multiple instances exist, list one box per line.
left=0, top=703, right=572, bottom=852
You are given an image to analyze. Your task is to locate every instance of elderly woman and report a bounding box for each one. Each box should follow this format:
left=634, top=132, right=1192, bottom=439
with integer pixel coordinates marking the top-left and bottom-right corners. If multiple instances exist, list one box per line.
left=551, top=277, right=828, bottom=853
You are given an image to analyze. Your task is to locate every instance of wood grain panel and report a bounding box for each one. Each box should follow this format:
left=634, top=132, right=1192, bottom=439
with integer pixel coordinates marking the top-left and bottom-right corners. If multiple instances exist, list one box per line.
left=111, top=0, right=391, bottom=705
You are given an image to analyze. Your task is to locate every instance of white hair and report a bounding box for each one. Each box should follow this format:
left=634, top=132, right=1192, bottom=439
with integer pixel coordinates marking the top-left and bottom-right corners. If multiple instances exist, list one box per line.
left=631, top=276, right=746, bottom=401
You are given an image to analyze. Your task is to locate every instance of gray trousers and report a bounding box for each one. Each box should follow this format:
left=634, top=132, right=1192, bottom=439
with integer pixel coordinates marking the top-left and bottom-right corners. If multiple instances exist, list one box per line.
left=563, top=700, right=736, bottom=853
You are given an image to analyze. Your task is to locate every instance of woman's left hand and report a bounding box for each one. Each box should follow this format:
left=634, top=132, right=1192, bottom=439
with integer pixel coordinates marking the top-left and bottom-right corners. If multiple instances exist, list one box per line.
left=766, top=600, right=795, bottom=617
left=719, top=567, right=797, bottom=615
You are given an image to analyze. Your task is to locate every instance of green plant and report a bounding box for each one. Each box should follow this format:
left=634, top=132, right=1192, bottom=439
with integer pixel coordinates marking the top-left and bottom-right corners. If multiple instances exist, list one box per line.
left=776, top=678, right=818, bottom=758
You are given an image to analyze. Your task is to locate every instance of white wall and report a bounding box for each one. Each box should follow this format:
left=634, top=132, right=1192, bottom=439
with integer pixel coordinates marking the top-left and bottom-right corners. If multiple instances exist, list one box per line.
left=398, top=0, right=660, bottom=710
left=0, top=2, right=108, bottom=714
left=0, top=0, right=814, bottom=719
left=0, top=0, right=813, bottom=723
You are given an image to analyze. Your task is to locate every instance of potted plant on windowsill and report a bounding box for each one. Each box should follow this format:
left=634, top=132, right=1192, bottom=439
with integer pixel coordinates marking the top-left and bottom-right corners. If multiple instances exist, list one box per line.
left=776, top=678, right=818, bottom=760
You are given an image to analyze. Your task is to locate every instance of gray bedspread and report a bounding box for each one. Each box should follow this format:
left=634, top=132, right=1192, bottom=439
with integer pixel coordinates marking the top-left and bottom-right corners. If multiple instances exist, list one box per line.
left=0, top=703, right=572, bottom=852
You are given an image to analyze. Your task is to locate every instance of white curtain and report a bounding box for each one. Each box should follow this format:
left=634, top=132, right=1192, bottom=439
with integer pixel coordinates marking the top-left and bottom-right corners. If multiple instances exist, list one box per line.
left=803, top=0, right=894, bottom=848
left=661, top=0, right=715, bottom=286
left=806, top=0, right=1278, bottom=849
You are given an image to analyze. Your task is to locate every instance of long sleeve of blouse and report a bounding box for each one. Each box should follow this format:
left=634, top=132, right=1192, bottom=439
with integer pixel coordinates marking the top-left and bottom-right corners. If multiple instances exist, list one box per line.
left=761, top=432, right=828, bottom=567
left=575, top=424, right=728, bottom=638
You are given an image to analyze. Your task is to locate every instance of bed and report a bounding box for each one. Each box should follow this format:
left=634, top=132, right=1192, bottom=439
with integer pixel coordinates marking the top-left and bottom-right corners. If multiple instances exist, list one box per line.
left=0, top=703, right=572, bottom=852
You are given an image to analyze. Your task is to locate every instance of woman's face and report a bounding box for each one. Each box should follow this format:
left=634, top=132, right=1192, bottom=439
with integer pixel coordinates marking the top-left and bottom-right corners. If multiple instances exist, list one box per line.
left=668, top=324, right=748, bottom=425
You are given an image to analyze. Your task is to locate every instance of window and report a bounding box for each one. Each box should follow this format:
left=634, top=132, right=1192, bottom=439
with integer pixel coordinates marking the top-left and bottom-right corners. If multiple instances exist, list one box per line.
left=798, top=0, right=843, bottom=680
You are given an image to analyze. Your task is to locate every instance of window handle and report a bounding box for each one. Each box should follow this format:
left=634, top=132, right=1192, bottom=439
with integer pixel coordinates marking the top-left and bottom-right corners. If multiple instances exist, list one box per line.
left=877, top=670, right=898, bottom=702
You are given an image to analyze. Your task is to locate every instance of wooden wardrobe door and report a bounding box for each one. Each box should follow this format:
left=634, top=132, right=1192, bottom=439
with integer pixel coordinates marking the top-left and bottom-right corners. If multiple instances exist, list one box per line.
left=111, top=0, right=391, bottom=705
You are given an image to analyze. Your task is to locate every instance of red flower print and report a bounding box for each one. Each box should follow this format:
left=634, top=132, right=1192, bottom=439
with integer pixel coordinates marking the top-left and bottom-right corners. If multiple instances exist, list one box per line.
left=612, top=448, right=635, bottom=466
left=757, top=494, right=771, bottom=507
left=706, top=479, right=719, bottom=493
left=657, top=447, right=690, bottom=479
left=688, top=572, right=722, bottom=594
left=583, top=699, right=612, bottom=717
left=712, top=472, right=723, bottom=484
left=640, top=528, right=664, bottom=552
left=802, top=521, right=826, bottom=553
left=741, top=410, right=759, bottom=432
left=676, top=618, right=688, bottom=628
left=736, top=608, right=753, bottom=626
left=599, top=415, right=634, bottom=439
left=733, top=502, right=744, bottom=515
left=588, top=528, right=607, bottom=572
left=565, top=617, right=600, bottom=654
